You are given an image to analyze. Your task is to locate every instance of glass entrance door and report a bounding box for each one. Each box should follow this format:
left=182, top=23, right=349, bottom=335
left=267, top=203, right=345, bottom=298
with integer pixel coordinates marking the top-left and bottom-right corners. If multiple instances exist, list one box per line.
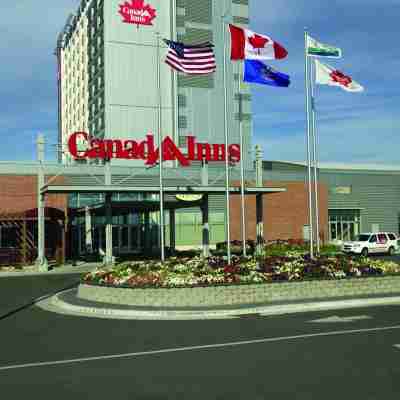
left=329, top=209, right=361, bottom=242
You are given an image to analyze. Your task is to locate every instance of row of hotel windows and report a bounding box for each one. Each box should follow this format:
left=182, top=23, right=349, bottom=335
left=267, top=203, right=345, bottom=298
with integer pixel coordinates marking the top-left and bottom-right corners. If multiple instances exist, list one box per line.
left=63, top=37, right=104, bottom=87
left=63, top=72, right=103, bottom=101
left=63, top=79, right=103, bottom=130
left=64, top=23, right=104, bottom=64
left=63, top=73, right=103, bottom=106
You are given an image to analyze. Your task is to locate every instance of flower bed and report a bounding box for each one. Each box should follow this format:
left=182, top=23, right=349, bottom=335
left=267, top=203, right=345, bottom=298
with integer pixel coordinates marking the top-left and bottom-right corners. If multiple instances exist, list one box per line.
left=83, top=254, right=400, bottom=289
left=214, top=239, right=340, bottom=256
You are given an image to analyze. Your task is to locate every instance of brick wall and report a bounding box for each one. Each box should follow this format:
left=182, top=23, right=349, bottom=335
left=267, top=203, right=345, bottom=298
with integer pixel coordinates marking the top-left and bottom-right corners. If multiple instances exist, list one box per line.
left=0, top=175, right=67, bottom=216
left=229, top=180, right=328, bottom=242
left=0, top=176, right=328, bottom=250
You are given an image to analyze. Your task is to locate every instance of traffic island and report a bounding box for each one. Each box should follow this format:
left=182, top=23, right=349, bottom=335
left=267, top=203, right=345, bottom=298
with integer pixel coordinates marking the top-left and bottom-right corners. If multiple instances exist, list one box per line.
left=78, top=276, right=400, bottom=308
left=79, top=254, right=400, bottom=308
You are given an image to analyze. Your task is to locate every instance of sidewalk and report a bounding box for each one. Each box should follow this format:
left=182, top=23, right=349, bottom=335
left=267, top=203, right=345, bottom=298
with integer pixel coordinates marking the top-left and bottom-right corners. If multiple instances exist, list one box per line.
left=38, top=287, right=400, bottom=321
left=0, top=262, right=100, bottom=278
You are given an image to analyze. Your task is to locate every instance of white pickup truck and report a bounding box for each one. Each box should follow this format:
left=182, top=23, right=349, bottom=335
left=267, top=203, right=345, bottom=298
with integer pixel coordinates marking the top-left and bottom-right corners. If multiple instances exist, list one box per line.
left=342, top=232, right=398, bottom=256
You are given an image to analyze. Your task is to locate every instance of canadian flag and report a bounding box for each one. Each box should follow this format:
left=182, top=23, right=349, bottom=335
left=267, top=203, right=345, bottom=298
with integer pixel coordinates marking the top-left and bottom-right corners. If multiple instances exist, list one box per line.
left=229, top=24, right=288, bottom=61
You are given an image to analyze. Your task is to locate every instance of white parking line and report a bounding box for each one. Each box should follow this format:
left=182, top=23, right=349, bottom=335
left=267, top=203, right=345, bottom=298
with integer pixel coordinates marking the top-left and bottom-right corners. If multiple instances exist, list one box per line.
left=308, top=315, right=373, bottom=323
left=1, top=324, right=400, bottom=372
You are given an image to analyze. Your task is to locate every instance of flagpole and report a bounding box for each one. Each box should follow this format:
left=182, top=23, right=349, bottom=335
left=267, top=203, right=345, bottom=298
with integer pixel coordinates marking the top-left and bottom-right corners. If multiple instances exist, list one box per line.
left=304, top=29, right=314, bottom=259
left=222, top=18, right=232, bottom=265
left=156, top=32, right=165, bottom=262
left=310, top=59, right=321, bottom=254
left=171, top=0, right=179, bottom=159
left=238, top=61, right=247, bottom=257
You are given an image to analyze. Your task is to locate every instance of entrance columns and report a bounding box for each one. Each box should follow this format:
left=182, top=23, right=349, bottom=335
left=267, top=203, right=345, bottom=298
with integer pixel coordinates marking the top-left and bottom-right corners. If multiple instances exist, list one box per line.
left=85, top=206, right=93, bottom=254
left=104, top=193, right=114, bottom=265
left=201, top=194, right=210, bottom=258
left=103, top=160, right=114, bottom=265
left=256, top=194, right=264, bottom=256
left=35, top=134, right=48, bottom=271
left=169, top=209, right=176, bottom=255
left=37, top=195, right=48, bottom=270
left=144, top=211, right=151, bottom=254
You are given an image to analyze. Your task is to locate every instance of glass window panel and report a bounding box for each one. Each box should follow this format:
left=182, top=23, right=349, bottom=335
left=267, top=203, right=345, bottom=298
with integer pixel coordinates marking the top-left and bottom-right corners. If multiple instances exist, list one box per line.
left=121, top=214, right=129, bottom=225
left=79, top=225, right=85, bottom=253
left=112, top=227, right=119, bottom=248
left=342, top=222, right=350, bottom=241
left=79, top=193, right=102, bottom=207
left=118, top=193, right=141, bottom=201
left=349, top=223, right=355, bottom=240
left=112, top=215, right=122, bottom=225
left=130, top=226, right=140, bottom=249
left=93, top=227, right=100, bottom=251
left=129, top=213, right=140, bottom=225
left=330, top=223, right=337, bottom=241
left=68, top=194, right=79, bottom=208
left=121, top=227, right=129, bottom=248
left=337, top=222, right=342, bottom=240
left=95, top=216, right=105, bottom=225
left=100, top=226, right=106, bottom=250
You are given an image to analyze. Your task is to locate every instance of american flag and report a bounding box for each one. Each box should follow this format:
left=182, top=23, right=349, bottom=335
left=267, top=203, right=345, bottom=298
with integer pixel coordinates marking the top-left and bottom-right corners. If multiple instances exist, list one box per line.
left=163, top=39, right=216, bottom=75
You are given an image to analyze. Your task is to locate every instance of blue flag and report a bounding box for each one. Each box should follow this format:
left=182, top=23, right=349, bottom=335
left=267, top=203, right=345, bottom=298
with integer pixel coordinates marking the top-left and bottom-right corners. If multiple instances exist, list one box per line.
left=244, top=60, right=290, bottom=87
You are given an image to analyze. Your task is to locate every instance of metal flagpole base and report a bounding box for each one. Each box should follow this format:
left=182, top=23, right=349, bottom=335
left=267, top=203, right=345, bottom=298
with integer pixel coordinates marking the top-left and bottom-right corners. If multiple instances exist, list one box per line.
left=35, top=257, right=49, bottom=272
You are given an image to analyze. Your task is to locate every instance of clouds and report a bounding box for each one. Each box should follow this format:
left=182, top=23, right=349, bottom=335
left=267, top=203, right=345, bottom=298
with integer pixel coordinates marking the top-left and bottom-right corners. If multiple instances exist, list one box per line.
left=258, top=114, right=398, bottom=164
left=0, top=1, right=398, bottom=164
left=249, top=0, right=400, bottom=164
left=0, top=0, right=79, bottom=161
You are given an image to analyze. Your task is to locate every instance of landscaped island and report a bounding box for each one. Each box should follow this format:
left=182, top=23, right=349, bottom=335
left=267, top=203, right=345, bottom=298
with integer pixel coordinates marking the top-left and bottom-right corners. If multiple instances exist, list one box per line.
left=83, top=241, right=400, bottom=289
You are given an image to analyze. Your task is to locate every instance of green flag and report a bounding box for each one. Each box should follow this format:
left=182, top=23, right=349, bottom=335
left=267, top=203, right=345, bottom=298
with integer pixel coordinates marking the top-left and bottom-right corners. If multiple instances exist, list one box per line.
left=307, top=35, right=342, bottom=58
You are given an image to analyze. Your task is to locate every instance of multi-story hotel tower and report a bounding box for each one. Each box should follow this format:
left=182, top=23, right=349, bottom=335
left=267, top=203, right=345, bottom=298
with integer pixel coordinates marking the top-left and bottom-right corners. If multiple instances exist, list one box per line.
left=56, top=0, right=252, bottom=166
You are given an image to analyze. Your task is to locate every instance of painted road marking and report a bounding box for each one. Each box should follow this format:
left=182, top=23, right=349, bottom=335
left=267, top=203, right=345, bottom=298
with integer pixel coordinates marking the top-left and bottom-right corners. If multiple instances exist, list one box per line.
left=394, top=345, right=400, bottom=350
left=309, top=315, right=373, bottom=323
left=1, top=324, right=400, bottom=372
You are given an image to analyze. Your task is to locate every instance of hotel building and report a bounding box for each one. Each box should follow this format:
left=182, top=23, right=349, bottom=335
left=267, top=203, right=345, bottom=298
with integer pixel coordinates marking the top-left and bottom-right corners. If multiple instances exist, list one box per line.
left=56, top=0, right=252, bottom=167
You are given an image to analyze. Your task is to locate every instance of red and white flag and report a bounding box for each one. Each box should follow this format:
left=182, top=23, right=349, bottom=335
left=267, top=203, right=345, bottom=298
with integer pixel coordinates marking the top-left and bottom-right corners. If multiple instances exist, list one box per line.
left=315, top=60, right=364, bottom=92
left=229, top=24, right=288, bottom=61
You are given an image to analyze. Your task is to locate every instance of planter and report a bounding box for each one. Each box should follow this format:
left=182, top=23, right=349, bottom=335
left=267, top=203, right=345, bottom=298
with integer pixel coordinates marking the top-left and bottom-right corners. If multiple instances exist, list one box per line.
left=78, top=275, right=400, bottom=308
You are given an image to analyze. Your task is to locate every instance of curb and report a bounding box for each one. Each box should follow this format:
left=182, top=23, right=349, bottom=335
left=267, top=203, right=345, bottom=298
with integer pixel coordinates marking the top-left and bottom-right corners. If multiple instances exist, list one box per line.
left=37, top=289, right=400, bottom=320
left=0, top=265, right=98, bottom=278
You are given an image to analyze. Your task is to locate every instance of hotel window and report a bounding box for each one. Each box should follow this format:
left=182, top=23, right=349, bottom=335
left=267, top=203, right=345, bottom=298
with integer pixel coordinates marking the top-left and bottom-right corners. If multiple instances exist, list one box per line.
left=178, top=136, right=187, bottom=148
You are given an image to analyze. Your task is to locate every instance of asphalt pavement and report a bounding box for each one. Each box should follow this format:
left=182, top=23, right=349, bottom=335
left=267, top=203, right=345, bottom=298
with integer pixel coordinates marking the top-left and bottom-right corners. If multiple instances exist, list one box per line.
left=0, top=273, right=83, bottom=317
left=1, top=274, right=400, bottom=399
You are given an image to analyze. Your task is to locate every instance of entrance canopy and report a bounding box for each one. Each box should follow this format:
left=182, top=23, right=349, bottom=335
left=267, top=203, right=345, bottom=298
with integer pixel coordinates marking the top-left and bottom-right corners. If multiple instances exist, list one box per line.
left=42, top=185, right=285, bottom=195
left=35, top=162, right=287, bottom=265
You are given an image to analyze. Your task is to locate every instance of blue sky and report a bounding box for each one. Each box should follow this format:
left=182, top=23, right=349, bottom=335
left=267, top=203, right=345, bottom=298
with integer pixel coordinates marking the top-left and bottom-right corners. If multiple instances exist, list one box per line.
left=0, top=0, right=399, bottom=163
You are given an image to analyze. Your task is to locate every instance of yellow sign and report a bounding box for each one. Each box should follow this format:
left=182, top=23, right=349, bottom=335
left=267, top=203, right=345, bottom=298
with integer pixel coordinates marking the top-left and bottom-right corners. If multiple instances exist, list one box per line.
left=176, top=194, right=203, bottom=202
left=331, top=186, right=352, bottom=194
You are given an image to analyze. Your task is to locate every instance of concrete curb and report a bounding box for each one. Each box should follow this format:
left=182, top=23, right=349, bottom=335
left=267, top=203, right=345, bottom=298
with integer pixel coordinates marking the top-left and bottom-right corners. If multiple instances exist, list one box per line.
left=37, top=289, right=400, bottom=320
left=0, top=264, right=99, bottom=278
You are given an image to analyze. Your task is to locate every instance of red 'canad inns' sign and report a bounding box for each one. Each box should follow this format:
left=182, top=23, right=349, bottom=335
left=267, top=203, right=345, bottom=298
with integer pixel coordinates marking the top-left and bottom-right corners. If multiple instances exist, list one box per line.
left=119, top=0, right=157, bottom=26
left=68, top=132, right=241, bottom=167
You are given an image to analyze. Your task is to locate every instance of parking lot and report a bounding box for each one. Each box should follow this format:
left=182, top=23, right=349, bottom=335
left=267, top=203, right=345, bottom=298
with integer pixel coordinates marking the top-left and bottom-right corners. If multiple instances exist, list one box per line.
left=1, top=267, right=400, bottom=399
